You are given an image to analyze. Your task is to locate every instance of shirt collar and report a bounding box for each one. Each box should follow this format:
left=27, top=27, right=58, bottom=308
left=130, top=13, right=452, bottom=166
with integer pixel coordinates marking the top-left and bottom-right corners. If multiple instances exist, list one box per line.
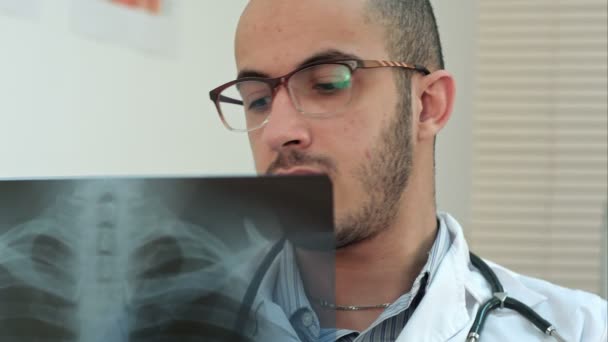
left=426, top=216, right=453, bottom=285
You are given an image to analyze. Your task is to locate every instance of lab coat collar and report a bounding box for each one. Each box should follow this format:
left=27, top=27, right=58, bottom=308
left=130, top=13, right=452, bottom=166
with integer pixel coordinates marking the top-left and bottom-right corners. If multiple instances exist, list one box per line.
left=448, top=218, right=547, bottom=310
left=395, top=212, right=547, bottom=341
left=476, top=259, right=548, bottom=309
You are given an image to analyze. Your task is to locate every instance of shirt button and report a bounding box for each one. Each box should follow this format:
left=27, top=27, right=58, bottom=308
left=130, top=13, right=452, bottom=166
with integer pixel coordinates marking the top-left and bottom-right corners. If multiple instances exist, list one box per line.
left=301, top=311, right=314, bottom=327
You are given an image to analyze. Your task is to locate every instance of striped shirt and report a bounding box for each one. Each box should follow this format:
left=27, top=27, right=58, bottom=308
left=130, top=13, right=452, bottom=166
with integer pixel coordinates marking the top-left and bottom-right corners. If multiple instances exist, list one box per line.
left=273, top=215, right=452, bottom=341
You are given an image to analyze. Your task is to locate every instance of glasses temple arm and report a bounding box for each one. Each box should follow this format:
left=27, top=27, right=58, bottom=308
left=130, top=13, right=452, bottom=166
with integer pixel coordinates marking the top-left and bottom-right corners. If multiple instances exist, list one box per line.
left=218, top=94, right=243, bottom=106
left=358, top=60, right=431, bottom=75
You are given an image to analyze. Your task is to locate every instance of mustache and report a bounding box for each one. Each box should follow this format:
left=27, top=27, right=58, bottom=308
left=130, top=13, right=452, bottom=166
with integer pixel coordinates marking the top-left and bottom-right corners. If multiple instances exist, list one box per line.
left=265, top=150, right=337, bottom=175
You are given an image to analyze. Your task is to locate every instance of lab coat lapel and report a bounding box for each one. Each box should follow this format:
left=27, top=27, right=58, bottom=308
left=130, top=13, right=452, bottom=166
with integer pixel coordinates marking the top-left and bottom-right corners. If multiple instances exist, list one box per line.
left=483, top=260, right=547, bottom=308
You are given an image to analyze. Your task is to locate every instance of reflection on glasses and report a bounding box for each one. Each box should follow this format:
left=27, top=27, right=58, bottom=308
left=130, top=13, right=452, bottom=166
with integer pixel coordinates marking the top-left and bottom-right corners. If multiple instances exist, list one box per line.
left=209, top=59, right=430, bottom=132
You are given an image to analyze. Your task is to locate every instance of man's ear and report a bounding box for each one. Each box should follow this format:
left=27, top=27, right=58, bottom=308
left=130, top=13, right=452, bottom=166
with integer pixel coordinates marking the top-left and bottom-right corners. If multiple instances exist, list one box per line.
left=416, top=70, right=456, bottom=142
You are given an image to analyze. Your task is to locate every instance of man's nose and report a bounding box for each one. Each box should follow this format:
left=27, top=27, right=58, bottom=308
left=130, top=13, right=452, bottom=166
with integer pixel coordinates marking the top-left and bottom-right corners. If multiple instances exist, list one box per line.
left=259, top=87, right=312, bottom=151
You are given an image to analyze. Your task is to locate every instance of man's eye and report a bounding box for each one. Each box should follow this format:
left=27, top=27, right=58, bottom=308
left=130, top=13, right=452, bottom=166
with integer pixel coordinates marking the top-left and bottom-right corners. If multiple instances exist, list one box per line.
left=247, top=96, right=271, bottom=112
left=313, top=79, right=351, bottom=93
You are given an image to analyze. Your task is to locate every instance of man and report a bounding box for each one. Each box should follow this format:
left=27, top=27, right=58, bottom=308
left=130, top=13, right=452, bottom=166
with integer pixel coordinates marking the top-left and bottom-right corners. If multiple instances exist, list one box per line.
left=209, top=0, right=608, bottom=341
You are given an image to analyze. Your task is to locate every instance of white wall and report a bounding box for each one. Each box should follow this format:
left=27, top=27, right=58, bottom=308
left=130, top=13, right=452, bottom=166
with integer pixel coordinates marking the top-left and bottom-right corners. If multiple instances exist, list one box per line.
left=432, top=1, right=478, bottom=230
left=0, top=1, right=477, bottom=228
left=0, top=0, right=251, bottom=178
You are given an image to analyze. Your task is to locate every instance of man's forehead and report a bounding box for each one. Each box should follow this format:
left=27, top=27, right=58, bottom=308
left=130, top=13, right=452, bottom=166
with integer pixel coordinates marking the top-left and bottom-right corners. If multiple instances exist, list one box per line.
left=234, top=0, right=382, bottom=76
left=237, top=0, right=367, bottom=31
left=236, top=49, right=362, bottom=79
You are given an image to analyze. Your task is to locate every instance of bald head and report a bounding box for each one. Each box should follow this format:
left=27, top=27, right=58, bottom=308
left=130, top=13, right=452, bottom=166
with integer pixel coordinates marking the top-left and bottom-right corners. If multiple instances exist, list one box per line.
left=236, top=0, right=444, bottom=72
left=364, top=0, right=444, bottom=70
left=235, top=0, right=378, bottom=73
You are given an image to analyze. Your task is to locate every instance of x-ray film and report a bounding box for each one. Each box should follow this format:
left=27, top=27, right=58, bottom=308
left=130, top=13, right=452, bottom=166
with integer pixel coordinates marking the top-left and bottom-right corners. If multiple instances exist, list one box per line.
left=0, top=176, right=335, bottom=341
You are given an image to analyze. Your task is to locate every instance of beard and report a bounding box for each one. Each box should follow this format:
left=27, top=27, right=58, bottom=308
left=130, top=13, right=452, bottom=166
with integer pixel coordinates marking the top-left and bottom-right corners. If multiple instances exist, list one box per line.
left=264, top=85, right=414, bottom=249
left=334, top=90, right=414, bottom=248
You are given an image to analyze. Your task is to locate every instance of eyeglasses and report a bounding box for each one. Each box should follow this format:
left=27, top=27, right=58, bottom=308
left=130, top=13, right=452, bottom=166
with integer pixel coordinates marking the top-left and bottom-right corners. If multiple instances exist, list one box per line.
left=209, top=59, right=430, bottom=132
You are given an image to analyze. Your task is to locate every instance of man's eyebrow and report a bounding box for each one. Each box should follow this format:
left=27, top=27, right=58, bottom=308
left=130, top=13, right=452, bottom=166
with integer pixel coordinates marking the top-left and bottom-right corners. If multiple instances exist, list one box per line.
left=236, top=50, right=361, bottom=80
left=237, top=69, right=269, bottom=79
left=298, top=49, right=361, bottom=67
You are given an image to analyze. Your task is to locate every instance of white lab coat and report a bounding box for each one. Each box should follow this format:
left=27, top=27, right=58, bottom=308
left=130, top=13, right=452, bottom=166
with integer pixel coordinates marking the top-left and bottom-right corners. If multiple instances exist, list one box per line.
left=246, top=213, right=608, bottom=341
left=394, top=213, right=607, bottom=342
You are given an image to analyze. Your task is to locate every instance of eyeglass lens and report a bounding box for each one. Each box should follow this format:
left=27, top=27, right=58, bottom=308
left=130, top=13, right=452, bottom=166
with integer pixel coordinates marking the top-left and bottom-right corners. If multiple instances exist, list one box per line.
left=218, top=63, right=354, bottom=131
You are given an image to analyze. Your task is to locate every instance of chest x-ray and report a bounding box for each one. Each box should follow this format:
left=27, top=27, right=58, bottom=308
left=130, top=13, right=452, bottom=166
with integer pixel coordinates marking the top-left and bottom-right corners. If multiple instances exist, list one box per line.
left=0, top=176, right=334, bottom=341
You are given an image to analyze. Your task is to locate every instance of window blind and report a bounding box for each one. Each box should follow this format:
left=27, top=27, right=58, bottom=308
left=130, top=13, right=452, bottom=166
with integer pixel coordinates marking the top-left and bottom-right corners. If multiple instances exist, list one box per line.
left=469, top=0, right=607, bottom=295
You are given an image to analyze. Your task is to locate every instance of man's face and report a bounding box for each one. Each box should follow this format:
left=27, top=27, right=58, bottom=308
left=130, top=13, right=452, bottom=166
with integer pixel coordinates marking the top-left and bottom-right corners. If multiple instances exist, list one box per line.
left=235, top=0, right=416, bottom=247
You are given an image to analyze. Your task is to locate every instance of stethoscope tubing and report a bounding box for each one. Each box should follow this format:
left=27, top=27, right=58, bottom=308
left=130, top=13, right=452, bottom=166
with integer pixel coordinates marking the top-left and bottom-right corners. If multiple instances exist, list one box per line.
left=468, top=252, right=567, bottom=342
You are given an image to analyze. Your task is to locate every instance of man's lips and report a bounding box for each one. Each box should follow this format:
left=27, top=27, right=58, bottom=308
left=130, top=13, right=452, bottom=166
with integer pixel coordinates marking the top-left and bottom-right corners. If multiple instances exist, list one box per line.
left=273, top=167, right=326, bottom=176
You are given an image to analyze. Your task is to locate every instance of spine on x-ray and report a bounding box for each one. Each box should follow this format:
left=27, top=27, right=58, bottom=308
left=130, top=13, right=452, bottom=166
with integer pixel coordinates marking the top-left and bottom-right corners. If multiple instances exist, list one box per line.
left=0, top=181, right=268, bottom=341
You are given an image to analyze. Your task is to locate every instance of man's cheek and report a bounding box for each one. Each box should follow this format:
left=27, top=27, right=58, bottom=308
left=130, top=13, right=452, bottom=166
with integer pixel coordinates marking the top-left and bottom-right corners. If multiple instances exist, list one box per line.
left=253, top=152, right=272, bottom=174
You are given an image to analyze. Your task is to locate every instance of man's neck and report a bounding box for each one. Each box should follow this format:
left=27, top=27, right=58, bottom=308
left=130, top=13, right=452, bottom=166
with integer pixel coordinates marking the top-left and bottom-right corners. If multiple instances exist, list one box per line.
left=296, top=205, right=438, bottom=331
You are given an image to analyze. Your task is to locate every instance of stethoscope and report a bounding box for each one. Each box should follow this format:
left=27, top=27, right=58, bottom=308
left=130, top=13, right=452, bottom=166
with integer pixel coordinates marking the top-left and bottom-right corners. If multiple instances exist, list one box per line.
left=467, top=252, right=567, bottom=342
left=233, top=237, right=568, bottom=342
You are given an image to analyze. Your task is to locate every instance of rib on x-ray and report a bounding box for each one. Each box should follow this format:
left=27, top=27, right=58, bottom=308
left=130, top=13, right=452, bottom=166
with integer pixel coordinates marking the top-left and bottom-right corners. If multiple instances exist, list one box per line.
left=0, top=177, right=333, bottom=342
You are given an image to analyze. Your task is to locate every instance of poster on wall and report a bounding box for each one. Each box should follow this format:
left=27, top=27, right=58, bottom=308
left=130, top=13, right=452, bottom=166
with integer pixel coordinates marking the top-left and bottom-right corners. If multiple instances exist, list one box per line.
left=71, top=0, right=178, bottom=57
left=0, top=0, right=41, bottom=20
